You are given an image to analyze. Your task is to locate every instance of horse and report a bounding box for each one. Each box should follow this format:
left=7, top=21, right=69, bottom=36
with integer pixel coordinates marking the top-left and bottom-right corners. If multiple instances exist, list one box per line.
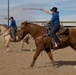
left=18, top=21, right=76, bottom=68
left=0, top=24, right=30, bottom=52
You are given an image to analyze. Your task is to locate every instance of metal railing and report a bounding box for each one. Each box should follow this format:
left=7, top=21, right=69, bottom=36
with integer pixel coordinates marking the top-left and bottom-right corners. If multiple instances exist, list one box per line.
left=0, top=21, right=76, bottom=36
left=31, top=21, right=76, bottom=27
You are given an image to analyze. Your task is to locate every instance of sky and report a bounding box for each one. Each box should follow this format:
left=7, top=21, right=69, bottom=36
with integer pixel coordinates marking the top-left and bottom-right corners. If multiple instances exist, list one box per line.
left=0, top=0, right=76, bottom=25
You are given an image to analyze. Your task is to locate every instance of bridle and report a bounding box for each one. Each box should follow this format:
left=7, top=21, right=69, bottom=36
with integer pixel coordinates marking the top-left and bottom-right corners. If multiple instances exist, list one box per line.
left=1, top=25, right=10, bottom=37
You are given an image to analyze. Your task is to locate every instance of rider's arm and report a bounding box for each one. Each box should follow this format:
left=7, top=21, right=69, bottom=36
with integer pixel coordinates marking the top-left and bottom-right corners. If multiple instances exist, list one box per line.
left=4, top=17, right=10, bottom=20
left=40, top=8, right=52, bottom=15
left=10, top=20, right=13, bottom=27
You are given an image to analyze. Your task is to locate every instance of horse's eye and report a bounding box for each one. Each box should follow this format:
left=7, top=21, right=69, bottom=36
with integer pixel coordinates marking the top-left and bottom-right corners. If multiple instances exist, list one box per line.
left=21, top=28, right=24, bottom=30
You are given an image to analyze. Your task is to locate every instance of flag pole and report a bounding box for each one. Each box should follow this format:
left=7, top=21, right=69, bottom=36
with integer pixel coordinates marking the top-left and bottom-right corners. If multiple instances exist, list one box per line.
left=8, top=0, right=9, bottom=26
left=23, top=8, right=40, bottom=10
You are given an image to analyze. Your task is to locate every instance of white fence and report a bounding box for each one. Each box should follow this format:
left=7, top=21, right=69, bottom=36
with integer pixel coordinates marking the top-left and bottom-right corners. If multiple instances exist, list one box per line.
left=31, top=21, right=76, bottom=27
left=0, top=21, right=76, bottom=36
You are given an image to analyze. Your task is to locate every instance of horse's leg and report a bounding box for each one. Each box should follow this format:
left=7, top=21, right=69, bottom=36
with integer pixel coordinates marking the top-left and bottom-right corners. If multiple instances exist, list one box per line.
left=71, top=44, right=76, bottom=51
left=18, top=40, right=24, bottom=52
left=45, top=48, right=55, bottom=67
left=5, top=40, right=11, bottom=52
left=70, top=45, right=75, bottom=50
left=30, top=47, right=42, bottom=68
left=70, top=44, right=76, bottom=68
left=18, top=35, right=30, bottom=52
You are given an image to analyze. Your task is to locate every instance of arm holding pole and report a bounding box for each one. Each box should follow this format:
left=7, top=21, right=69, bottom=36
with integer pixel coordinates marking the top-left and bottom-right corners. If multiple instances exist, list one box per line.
left=40, top=8, right=52, bottom=15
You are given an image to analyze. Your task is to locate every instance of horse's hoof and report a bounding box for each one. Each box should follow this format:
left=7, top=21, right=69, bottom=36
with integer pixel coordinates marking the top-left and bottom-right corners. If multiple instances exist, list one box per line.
left=53, top=65, right=58, bottom=68
left=6, top=48, right=11, bottom=52
left=30, top=64, right=34, bottom=68
left=30, top=49, right=34, bottom=51
left=6, top=50, right=12, bottom=52
left=6, top=49, right=11, bottom=52
left=26, top=66, right=32, bottom=70
left=74, top=65, right=76, bottom=69
left=52, top=63, right=58, bottom=68
left=17, top=50, right=21, bottom=53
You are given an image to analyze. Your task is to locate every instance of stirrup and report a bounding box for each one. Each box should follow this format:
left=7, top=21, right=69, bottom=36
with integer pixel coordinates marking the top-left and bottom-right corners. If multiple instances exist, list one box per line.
left=53, top=42, right=61, bottom=49
left=43, top=33, right=50, bottom=37
left=53, top=42, right=58, bottom=48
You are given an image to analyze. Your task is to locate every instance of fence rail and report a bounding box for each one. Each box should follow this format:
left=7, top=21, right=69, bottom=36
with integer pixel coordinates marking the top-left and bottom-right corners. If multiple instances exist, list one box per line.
left=0, top=21, right=76, bottom=36
left=31, top=21, right=76, bottom=27
left=31, top=21, right=76, bottom=23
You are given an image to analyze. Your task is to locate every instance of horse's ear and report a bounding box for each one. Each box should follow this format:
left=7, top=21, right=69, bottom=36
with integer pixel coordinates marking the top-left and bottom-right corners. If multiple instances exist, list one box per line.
left=21, top=21, right=27, bottom=26
left=24, top=21, right=27, bottom=26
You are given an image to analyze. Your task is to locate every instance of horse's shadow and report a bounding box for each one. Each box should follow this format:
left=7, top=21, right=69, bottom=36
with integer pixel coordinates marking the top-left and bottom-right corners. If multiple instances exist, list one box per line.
left=21, top=49, right=35, bottom=52
left=55, top=60, right=76, bottom=67
left=21, top=49, right=31, bottom=52
left=39, top=60, right=76, bottom=68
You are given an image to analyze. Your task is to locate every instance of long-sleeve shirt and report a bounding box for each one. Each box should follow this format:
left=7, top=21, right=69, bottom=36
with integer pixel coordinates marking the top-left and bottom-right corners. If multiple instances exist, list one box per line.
left=41, top=9, right=60, bottom=25
left=41, top=9, right=52, bottom=15
left=10, top=19, right=17, bottom=28
left=51, top=13, right=60, bottom=25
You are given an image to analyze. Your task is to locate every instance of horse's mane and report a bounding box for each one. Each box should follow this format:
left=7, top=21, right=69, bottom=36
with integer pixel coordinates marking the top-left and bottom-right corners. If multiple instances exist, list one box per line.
left=28, top=22, right=46, bottom=29
left=0, top=24, right=9, bottom=29
left=21, top=21, right=48, bottom=35
left=21, top=21, right=45, bottom=28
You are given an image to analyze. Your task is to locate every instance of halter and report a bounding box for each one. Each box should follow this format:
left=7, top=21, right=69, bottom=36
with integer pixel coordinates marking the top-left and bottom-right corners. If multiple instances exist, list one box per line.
left=3, top=32, right=10, bottom=37
left=1, top=25, right=10, bottom=37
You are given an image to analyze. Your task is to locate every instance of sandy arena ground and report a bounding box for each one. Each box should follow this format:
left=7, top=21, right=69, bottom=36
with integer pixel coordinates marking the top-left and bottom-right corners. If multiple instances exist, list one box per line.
left=0, top=36, right=76, bottom=75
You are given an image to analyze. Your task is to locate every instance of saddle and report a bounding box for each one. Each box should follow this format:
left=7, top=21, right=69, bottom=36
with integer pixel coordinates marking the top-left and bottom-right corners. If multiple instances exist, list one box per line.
left=57, top=28, right=69, bottom=38
left=54, top=28, right=69, bottom=49
left=45, top=26, right=69, bottom=49
left=46, top=25, right=69, bottom=38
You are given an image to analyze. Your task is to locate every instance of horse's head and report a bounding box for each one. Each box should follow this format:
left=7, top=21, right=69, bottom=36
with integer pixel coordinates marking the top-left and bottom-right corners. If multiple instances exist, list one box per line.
left=20, top=21, right=28, bottom=29
left=0, top=25, right=1, bottom=31
left=0, top=24, right=9, bottom=32
left=0, top=24, right=2, bottom=31
left=18, top=21, right=29, bottom=39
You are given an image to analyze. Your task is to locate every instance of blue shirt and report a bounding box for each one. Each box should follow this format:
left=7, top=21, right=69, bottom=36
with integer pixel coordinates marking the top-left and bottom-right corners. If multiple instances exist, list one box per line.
left=10, top=19, right=17, bottom=28
left=51, top=13, right=60, bottom=25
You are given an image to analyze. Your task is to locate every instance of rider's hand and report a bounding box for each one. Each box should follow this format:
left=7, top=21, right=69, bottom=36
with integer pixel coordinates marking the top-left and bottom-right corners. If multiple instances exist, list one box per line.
left=40, top=8, right=44, bottom=11
left=4, top=17, right=8, bottom=19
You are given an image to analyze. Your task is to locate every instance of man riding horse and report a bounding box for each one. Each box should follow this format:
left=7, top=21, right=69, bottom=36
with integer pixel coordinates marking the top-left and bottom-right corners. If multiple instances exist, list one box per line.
left=40, top=7, right=61, bottom=48
left=4, top=17, right=17, bottom=41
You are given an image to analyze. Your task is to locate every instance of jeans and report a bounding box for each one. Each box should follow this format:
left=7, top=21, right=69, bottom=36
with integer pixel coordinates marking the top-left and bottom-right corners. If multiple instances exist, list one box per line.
left=10, top=27, right=17, bottom=40
left=51, top=24, right=60, bottom=43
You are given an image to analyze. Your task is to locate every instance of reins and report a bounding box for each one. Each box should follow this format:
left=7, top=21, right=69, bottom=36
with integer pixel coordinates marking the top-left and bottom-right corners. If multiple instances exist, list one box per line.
left=34, top=25, right=43, bottom=39
left=1, top=25, right=10, bottom=37
left=3, top=26, right=10, bottom=34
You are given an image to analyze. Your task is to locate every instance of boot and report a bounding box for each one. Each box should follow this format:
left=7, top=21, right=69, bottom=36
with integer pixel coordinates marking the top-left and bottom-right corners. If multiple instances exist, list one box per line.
left=53, top=42, right=61, bottom=49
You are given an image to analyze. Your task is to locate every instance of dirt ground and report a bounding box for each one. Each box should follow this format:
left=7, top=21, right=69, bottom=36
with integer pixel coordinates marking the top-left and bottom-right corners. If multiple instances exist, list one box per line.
left=0, top=36, right=76, bottom=75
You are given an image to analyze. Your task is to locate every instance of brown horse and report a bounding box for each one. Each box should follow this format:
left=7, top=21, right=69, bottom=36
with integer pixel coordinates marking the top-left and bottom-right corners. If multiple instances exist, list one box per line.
left=18, top=21, right=76, bottom=67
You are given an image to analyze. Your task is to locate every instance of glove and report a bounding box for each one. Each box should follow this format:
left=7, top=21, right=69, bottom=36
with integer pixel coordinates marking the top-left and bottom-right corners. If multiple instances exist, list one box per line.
left=40, top=8, right=44, bottom=11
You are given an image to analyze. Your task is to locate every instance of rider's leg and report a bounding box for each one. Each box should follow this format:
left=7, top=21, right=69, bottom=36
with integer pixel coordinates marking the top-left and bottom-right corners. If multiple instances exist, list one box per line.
left=11, top=27, right=17, bottom=41
left=51, top=24, right=60, bottom=47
